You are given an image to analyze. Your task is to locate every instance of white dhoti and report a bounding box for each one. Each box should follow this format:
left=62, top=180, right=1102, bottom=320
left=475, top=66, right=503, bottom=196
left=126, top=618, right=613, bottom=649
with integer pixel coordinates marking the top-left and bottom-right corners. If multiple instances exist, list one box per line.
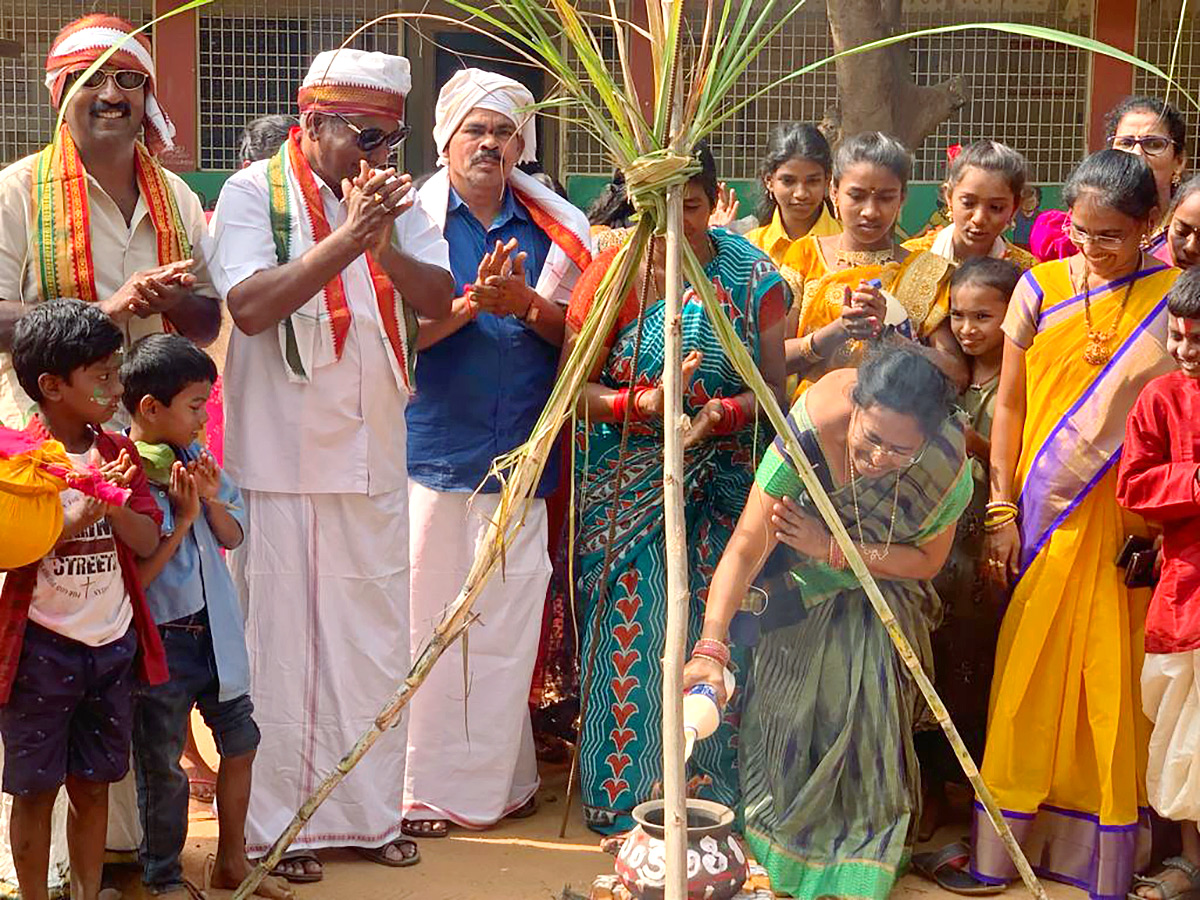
left=232, top=488, right=411, bottom=853
left=1143, top=651, right=1200, bottom=822
left=403, top=482, right=549, bottom=827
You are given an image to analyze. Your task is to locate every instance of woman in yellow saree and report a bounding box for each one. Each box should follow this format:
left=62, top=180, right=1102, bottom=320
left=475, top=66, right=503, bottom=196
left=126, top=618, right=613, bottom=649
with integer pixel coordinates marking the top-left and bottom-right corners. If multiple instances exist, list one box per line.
left=780, top=132, right=964, bottom=395
left=969, top=151, right=1179, bottom=899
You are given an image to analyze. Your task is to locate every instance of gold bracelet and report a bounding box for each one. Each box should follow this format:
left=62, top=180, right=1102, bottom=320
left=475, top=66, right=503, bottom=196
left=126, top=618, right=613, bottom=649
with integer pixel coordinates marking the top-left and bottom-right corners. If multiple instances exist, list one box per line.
left=798, top=333, right=823, bottom=364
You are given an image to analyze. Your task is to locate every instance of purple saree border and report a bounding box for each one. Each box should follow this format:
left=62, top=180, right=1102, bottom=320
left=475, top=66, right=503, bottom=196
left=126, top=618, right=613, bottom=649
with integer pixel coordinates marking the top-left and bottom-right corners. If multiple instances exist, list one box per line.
left=1035, top=264, right=1168, bottom=331
left=970, top=801, right=1152, bottom=900
left=1015, top=294, right=1169, bottom=580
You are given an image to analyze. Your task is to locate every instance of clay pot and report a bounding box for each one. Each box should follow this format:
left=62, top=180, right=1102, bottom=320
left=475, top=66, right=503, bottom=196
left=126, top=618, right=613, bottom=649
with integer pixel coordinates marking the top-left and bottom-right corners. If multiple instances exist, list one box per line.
left=614, top=799, right=748, bottom=900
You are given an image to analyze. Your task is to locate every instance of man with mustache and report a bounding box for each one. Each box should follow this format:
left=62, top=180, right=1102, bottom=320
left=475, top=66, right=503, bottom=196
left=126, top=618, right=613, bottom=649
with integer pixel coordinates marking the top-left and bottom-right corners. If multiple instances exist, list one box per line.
left=0, top=14, right=220, bottom=430
left=402, top=68, right=592, bottom=836
left=209, top=48, right=452, bottom=883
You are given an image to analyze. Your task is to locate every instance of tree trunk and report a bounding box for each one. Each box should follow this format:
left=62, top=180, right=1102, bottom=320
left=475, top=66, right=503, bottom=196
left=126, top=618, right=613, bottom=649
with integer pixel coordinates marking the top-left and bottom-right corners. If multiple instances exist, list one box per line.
left=824, top=0, right=967, bottom=149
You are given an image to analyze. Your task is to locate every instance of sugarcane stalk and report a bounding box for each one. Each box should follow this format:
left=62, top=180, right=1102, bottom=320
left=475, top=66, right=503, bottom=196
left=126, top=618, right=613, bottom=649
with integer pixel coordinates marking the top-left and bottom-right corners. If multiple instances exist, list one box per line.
left=660, top=179, right=689, bottom=900
left=682, top=247, right=1047, bottom=900
left=658, top=1, right=689, bottom=897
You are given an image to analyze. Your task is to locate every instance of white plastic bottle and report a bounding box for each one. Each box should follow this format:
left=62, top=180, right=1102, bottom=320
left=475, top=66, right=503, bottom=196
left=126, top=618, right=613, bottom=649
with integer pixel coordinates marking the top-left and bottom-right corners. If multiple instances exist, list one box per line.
left=683, top=667, right=737, bottom=760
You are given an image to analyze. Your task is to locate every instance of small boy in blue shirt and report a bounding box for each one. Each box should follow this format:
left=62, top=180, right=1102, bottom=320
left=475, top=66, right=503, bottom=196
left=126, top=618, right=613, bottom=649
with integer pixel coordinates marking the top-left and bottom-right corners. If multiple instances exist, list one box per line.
left=121, top=334, right=291, bottom=900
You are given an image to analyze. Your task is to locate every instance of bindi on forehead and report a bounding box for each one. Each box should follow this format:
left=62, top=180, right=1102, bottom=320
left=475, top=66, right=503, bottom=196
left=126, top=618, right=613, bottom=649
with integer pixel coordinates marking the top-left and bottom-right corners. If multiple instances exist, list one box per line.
left=1172, top=315, right=1200, bottom=336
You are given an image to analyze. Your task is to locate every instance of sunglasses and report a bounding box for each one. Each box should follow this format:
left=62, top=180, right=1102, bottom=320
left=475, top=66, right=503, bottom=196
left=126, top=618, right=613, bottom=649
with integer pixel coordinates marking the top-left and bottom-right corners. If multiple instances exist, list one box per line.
left=1111, top=134, right=1174, bottom=157
left=331, top=112, right=411, bottom=152
left=77, top=69, right=148, bottom=91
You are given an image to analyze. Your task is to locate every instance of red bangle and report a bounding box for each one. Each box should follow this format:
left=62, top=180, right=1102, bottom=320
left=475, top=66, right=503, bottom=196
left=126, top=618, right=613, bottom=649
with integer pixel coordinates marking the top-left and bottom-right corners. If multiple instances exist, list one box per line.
left=692, top=638, right=731, bottom=667
left=827, top=536, right=846, bottom=570
left=463, top=286, right=478, bottom=320
left=612, top=388, right=631, bottom=423
left=712, top=397, right=748, bottom=435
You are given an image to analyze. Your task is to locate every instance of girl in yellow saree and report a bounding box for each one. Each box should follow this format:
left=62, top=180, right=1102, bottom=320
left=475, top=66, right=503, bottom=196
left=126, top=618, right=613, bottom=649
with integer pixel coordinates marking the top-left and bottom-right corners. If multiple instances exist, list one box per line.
left=969, top=151, right=1179, bottom=900
left=780, top=133, right=964, bottom=396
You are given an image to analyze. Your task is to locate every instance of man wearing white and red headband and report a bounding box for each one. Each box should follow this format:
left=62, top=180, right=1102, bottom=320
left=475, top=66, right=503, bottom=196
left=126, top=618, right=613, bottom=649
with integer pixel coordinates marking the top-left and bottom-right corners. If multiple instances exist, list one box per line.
left=0, top=13, right=220, bottom=430
left=402, top=68, right=592, bottom=836
left=210, top=47, right=452, bottom=883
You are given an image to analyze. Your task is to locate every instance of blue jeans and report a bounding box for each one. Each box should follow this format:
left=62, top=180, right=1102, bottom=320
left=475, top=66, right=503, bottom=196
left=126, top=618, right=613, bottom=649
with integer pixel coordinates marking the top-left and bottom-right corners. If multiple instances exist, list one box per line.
left=133, top=611, right=259, bottom=892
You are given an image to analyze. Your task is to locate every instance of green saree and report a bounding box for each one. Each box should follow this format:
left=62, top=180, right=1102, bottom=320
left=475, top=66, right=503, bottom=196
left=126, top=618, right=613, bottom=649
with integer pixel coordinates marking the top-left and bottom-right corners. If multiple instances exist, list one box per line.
left=739, top=397, right=971, bottom=900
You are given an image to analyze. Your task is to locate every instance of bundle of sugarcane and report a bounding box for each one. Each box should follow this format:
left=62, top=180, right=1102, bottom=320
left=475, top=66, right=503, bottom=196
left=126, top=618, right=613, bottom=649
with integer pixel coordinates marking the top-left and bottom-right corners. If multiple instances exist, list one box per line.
left=233, top=0, right=1200, bottom=896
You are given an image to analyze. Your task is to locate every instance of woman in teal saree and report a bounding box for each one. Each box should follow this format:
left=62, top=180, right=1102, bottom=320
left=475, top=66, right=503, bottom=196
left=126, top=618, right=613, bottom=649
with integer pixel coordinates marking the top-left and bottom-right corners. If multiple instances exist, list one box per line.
left=684, top=345, right=971, bottom=900
left=563, top=144, right=787, bottom=834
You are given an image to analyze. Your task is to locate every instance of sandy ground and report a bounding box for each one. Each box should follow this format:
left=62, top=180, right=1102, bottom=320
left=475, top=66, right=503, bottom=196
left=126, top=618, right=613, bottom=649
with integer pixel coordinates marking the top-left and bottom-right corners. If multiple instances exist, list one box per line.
left=102, top=752, right=1086, bottom=900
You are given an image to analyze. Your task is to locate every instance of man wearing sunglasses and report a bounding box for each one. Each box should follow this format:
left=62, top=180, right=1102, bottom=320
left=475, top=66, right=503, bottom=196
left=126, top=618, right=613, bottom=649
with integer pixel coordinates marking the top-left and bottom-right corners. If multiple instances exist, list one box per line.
left=403, top=68, right=593, bottom=837
left=0, top=13, right=220, bottom=430
left=209, top=48, right=453, bottom=884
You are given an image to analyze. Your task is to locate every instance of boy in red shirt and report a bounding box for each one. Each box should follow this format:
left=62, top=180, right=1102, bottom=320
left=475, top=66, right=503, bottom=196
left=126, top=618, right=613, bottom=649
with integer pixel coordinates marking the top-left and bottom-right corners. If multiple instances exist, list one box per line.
left=0, top=299, right=166, bottom=900
left=1118, top=266, right=1200, bottom=899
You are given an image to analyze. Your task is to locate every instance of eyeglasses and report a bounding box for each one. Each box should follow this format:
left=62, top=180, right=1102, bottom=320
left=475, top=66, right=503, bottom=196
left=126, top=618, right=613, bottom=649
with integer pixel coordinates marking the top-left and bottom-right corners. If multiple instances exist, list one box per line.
left=331, top=112, right=411, bottom=152
left=852, top=411, right=925, bottom=467
left=1063, top=220, right=1128, bottom=252
left=76, top=69, right=148, bottom=91
left=1111, top=134, right=1175, bottom=157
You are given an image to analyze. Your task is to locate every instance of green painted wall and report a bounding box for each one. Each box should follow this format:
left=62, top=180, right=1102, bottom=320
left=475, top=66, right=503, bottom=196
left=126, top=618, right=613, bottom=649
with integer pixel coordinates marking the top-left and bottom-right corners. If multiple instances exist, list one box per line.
left=181, top=170, right=1063, bottom=240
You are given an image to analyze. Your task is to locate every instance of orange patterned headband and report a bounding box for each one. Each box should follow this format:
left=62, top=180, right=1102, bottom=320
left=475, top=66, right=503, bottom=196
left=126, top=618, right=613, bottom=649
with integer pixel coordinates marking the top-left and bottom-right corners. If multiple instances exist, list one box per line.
left=297, top=84, right=405, bottom=121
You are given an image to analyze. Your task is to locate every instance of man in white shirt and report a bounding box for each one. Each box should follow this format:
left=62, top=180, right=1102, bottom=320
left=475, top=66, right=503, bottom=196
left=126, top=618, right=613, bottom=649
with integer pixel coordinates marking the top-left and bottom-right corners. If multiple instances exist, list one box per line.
left=0, top=13, right=220, bottom=430
left=209, top=48, right=452, bottom=882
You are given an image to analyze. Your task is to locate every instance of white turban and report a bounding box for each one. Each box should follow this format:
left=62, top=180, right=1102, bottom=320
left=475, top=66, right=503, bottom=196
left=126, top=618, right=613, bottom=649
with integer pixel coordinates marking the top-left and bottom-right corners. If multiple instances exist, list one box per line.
left=433, top=67, right=537, bottom=165
left=299, top=49, right=411, bottom=120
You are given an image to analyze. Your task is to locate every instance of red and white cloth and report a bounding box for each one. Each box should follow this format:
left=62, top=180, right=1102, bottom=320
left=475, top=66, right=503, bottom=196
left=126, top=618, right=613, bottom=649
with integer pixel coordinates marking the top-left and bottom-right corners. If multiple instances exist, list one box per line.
left=44, top=14, right=175, bottom=154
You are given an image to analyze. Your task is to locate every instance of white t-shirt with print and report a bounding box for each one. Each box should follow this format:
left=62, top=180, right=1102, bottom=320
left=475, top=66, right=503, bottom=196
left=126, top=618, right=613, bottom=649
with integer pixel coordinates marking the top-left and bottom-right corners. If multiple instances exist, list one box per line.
left=28, top=450, right=132, bottom=646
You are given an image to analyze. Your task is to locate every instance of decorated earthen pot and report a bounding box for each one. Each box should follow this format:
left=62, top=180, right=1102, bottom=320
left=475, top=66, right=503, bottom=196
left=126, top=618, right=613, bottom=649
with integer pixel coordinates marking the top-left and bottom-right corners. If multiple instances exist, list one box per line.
left=614, top=799, right=748, bottom=900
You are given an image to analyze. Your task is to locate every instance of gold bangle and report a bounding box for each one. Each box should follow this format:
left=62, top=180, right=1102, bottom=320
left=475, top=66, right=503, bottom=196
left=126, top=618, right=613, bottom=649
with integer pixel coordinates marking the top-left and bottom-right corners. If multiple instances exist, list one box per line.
left=798, top=333, right=823, bottom=364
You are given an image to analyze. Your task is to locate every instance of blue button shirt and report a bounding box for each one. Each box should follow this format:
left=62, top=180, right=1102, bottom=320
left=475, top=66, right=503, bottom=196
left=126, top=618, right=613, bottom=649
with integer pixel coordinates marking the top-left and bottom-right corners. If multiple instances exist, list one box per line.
left=144, top=442, right=250, bottom=702
left=407, top=186, right=560, bottom=495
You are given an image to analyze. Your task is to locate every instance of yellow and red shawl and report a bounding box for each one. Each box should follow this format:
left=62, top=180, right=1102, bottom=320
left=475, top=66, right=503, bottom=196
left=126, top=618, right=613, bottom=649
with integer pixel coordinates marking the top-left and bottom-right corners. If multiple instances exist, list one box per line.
left=31, top=127, right=191, bottom=304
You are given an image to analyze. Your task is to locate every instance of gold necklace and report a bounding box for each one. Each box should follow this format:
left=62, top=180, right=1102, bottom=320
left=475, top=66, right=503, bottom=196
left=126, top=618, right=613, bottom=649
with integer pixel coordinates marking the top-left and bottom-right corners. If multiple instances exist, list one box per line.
left=847, top=432, right=902, bottom=562
left=1078, top=260, right=1137, bottom=366
left=836, top=245, right=895, bottom=268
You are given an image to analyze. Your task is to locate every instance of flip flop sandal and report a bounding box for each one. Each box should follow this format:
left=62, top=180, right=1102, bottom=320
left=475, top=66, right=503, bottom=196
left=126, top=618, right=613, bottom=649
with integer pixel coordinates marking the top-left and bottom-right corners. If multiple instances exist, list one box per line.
left=508, top=796, right=538, bottom=819
left=912, top=842, right=1006, bottom=896
left=268, top=850, right=323, bottom=884
left=402, top=818, right=450, bottom=838
left=353, top=838, right=421, bottom=868
left=1128, top=855, right=1200, bottom=900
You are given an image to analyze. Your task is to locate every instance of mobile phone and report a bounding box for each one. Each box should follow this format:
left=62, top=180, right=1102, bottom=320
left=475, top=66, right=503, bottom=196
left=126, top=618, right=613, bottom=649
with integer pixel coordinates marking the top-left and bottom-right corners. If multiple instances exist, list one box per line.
left=1125, top=549, right=1157, bottom=589
left=1116, top=535, right=1154, bottom=569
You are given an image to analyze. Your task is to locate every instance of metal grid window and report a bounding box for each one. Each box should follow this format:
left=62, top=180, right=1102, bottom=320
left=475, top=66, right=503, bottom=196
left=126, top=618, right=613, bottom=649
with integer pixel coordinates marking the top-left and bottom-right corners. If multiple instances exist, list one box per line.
left=0, top=1, right=152, bottom=165
left=563, top=0, right=1090, bottom=185
left=562, top=10, right=623, bottom=177
left=906, top=6, right=1092, bottom=182
left=198, top=0, right=401, bottom=170
left=1133, top=0, right=1198, bottom=162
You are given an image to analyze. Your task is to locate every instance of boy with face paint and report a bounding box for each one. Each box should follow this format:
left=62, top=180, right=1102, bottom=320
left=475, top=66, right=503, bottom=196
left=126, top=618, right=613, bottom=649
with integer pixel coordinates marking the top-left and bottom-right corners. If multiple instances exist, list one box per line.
left=0, top=298, right=166, bottom=900
left=1118, top=267, right=1200, bottom=900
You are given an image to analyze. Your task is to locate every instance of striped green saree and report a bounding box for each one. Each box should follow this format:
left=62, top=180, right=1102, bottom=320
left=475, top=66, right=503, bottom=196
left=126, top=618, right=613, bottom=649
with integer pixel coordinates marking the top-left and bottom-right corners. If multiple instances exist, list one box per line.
left=740, top=397, right=970, bottom=900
